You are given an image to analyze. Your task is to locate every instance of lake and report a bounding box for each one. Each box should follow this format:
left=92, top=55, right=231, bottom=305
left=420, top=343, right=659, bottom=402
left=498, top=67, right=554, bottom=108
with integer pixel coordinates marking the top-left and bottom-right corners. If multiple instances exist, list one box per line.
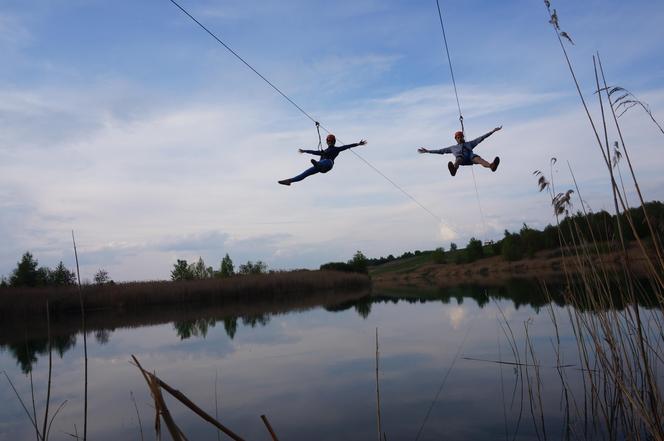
left=1, top=282, right=661, bottom=440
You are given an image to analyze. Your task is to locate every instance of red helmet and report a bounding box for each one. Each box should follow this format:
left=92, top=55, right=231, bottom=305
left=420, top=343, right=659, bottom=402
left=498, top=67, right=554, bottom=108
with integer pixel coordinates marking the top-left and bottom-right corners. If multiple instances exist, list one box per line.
left=326, top=134, right=336, bottom=144
left=454, top=131, right=464, bottom=140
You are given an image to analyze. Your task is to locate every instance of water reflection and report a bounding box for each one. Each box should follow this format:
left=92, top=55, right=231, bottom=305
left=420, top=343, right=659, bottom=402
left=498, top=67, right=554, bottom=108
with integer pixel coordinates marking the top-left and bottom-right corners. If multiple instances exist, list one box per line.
left=1, top=279, right=661, bottom=441
left=1, top=278, right=658, bottom=372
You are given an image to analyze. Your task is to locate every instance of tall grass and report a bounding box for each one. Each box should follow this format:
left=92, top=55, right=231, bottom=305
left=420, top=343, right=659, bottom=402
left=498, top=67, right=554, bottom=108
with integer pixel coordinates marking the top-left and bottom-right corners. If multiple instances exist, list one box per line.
left=499, top=3, right=664, bottom=439
left=0, top=270, right=371, bottom=321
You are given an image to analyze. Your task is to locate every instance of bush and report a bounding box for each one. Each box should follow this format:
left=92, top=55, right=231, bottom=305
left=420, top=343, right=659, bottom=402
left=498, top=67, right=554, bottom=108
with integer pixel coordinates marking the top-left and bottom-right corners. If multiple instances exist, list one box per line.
left=349, top=251, right=368, bottom=274
left=465, top=238, right=484, bottom=263
left=320, top=262, right=355, bottom=272
left=501, top=232, right=524, bottom=262
left=432, top=247, right=446, bottom=264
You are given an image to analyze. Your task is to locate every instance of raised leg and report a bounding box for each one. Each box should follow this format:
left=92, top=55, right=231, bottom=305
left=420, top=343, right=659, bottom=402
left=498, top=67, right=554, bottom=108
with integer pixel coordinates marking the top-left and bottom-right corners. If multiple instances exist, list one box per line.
left=472, top=156, right=492, bottom=168
left=448, top=156, right=463, bottom=176
left=286, top=165, right=320, bottom=184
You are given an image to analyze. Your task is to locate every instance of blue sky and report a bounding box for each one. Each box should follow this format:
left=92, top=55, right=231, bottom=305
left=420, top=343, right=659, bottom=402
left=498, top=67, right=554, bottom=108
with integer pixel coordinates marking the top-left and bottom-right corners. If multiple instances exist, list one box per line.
left=1, top=0, right=663, bottom=281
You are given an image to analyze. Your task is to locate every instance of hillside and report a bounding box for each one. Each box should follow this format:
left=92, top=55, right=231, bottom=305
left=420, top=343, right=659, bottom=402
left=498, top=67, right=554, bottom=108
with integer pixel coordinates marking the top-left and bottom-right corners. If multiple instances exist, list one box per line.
left=370, top=243, right=655, bottom=289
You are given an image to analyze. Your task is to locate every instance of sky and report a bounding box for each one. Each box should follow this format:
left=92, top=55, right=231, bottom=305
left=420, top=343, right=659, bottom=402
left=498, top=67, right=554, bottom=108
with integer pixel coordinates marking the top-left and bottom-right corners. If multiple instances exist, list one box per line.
left=1, top=0, right=663, bottom=282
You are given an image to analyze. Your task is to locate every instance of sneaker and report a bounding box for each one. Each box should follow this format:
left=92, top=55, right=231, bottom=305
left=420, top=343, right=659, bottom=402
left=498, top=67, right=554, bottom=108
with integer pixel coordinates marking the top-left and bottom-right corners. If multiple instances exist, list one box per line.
left=278, top=179, right=291, bottom=186
left=491, top=156, right=500, bottom=172
left=448, top=161, right=457, bottom=177
left=310, top=159, right=321, bottom=170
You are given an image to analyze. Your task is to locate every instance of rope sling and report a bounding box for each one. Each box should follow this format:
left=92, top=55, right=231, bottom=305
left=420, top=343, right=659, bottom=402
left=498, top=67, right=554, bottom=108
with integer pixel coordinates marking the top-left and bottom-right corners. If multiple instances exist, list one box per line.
left=435, top=0, right=489, bottom=237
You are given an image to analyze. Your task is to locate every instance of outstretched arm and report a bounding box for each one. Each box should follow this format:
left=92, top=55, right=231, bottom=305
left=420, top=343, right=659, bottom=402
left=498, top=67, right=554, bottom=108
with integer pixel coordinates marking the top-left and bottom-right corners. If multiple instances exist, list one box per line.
left=418, top=146, right=452, bottom=154
left=336, top=139, right=368, bottom=152
left=469, top=126, right=502, bottom=149
left=299, top=148, right=323, bottom=156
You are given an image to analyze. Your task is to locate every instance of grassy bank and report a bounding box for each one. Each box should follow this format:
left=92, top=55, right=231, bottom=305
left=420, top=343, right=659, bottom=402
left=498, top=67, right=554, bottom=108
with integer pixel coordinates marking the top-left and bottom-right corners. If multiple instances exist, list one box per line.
left=371, top=242, right=657, bottom=288
left=0, top=269, right=371, bottom=322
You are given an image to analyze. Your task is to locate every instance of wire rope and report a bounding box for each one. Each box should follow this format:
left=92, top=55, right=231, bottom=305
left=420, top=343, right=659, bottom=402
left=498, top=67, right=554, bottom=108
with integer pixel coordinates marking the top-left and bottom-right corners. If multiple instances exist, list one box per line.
left=167, top=0, right=445, bottom=224
left=414, top=322, right=474, bottom=441
left=435, top=0, right=464, bottom=133
left=434, top=0, right=489, bottom=237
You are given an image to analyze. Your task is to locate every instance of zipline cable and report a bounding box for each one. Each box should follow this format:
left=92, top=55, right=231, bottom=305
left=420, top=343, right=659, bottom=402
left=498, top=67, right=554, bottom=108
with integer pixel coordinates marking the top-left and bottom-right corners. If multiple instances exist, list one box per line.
left=414, top=321, right=474, bottom=441
left=470, top=166, right=488, bottom=236
left=435, top=0, right=464, bottom=133
left=434, top=0, right=488, bottom=236
left=168, top=0, right=444, bottom=224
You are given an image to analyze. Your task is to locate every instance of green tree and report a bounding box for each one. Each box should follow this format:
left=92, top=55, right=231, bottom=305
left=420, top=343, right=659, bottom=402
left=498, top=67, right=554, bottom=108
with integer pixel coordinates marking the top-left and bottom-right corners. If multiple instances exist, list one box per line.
left=51, top=261, right=77, bottom=286
left=450, top=243, right=458, bottom=252
left=520, top=224, right=544, bottom=258
left=190, top=257, right=209, bottom=280
left=0, top=277, right=8, bottom=288
left=501, top=231, right=524, bottom=262
left=238, top=260, right=267, bottom=275
left=465, top=237, right=484, bottom=263
left=10, top=252, right=43, bottom=287
left=432, top=247, right=446, bottom=264
left=223, top=317, right=238, bottom=339
left=320, top=262, right=354, bottom=272
left=354, top=297, right=372, bottom=318
left=93, top=268, right=109, bottom=285
left=219, top=253, right=235, bottom=277
left=171, top=259, right=194, bottom=281
left=348, top=250, right=369, bottom=274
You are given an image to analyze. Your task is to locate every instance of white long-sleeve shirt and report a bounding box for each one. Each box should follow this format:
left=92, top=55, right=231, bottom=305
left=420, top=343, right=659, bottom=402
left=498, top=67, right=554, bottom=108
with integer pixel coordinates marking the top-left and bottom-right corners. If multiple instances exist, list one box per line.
left=427, top=131, right=494, bottom=160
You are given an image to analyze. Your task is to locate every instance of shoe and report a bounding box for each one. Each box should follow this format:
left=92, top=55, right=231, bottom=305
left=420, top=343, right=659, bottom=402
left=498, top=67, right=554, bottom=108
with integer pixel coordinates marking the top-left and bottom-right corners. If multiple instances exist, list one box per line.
left=448, top=161, right=457, bottom=177
left=278, top=179, right=291, bottom=186
left=310, top=159, right=321, bottom=170
left=491, top=156, right=500, bottom=172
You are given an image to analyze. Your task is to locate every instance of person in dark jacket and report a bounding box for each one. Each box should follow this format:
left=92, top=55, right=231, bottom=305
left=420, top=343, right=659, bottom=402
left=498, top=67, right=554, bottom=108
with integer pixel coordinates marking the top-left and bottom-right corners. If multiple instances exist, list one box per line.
left=278, top=134, right=367, bottom=185
left=418, top=126, right=502, bottom=176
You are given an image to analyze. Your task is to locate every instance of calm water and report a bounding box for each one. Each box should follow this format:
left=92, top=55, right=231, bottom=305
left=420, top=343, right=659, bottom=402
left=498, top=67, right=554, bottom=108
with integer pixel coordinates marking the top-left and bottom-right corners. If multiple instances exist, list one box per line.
left=0, top=285, right=657, bottom=440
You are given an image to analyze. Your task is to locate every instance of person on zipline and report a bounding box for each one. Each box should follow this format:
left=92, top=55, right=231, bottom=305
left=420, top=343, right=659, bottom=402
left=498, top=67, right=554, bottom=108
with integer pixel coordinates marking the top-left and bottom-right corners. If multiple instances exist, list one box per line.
left=418, top=126, right=502, bottom=176
left=278, top=134, right=367, bottom=186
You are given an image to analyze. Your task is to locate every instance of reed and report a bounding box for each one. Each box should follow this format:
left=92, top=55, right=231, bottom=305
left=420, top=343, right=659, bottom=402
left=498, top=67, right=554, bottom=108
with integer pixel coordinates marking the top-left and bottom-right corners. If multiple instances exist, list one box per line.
left=486, top=3, right=664, bottom=438
left=0, top=270, right=371, bottom=321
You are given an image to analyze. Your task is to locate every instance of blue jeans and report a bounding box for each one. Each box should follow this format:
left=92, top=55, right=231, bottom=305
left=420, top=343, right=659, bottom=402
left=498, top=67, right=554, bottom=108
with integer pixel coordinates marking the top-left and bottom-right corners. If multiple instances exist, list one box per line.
left=289, top=159, right=333, bottom=183
left=457, top=150, right=478, bottom=166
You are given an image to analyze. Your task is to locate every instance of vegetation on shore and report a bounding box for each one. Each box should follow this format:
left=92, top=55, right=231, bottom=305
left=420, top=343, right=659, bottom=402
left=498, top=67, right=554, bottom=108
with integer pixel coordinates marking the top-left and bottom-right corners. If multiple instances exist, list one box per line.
left=0, top=269, right=370, bottom=321
left=367, top=200, right=663, bottom=277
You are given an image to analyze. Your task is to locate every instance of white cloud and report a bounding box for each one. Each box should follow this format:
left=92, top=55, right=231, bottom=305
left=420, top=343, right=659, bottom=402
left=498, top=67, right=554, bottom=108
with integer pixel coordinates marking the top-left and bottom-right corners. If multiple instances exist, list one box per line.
left=1, top=4, right=663, bottom=283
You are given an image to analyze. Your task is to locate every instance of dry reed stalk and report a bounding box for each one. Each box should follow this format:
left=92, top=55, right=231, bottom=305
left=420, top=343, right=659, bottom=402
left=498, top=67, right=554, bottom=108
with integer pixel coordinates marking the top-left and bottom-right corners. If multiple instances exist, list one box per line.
left=72, top=231, right=87, bottom=441
left=593, top=55, right=627, bottom=256
left=215, top=370, right=221, bottom=441
left=494, top=299, right=526, bottom=440
left=42, top=300, right=52, bottom=441
left=45, top=401, right=68, bottom=441
left=375, top=327, right=383, bottom=441
left=3, top=370, right=41, bottom=437
left=260, top=415, right=281, bottom=441
left=596, top=55, right=664, bottom=273
left=130, top=391, right=144, bottom=441
left=132, top=356, right=185, bottom=441
left=523, top=319, right=547, bottom=441
left=27, top=337, right=39, bottom=441
left=543, top=4, right=664, bottom=290
left=131, top=355, right=246, bottom=441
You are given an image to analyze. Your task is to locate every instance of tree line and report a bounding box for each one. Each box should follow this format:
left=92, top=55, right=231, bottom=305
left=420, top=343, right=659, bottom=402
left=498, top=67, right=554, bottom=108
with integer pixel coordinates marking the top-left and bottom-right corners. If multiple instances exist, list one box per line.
left=366, top=201, right=664, bottom=265
left=0, top=252, right=112, bottom=288
left=170, top=254, right=269, bottom=281
left=319, top=250, right=369, bottom=274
